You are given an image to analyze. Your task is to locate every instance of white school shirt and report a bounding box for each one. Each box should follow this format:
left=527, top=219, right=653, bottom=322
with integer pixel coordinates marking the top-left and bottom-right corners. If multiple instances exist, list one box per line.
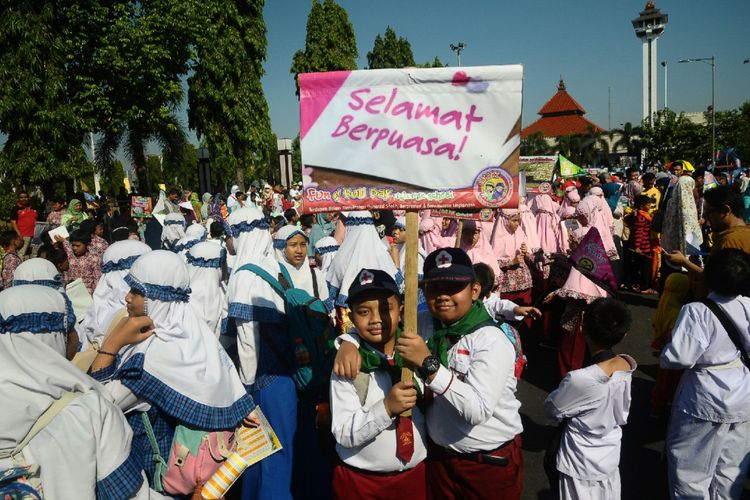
left=419, top=312, right=523, bottom=453
left=19, top=391, right=164, bottom=499
left=338, top=311, right=524, bottom=453
left=330, top=340, right=427, bottom=472
left=660, top=294, right=750, bottom=423
left=482, top=294, right=523, bottom=322
left=544, top=355, right=636, bottom=481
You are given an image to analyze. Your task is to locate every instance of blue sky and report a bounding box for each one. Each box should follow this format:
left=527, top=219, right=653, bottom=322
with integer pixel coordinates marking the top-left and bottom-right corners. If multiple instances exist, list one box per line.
left=259, top=0, right=749, bottom=139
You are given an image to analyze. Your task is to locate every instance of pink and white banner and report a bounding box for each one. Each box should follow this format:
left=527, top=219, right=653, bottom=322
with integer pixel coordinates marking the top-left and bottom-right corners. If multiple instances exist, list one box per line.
left=299, top=65, right=523, bottom=213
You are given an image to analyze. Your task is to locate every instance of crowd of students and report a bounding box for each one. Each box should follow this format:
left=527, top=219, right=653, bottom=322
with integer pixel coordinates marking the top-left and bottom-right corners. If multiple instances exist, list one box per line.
left=1, top=163, right=750, bottom=499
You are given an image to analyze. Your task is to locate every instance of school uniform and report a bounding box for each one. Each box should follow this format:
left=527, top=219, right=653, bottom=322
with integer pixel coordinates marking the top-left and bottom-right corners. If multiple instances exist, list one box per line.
left=660, top=294, right=750, bottom=499
left=0, top=288, right=161, bottom=499
left=330, top=340, right=428, bottom=499
left=544, top=355, right=637, bottom=500
left=417, top=310, right=524, bottom=500
left=226, top=208, right=297, bottom=500
left=483, top=294, right=523, bottom=322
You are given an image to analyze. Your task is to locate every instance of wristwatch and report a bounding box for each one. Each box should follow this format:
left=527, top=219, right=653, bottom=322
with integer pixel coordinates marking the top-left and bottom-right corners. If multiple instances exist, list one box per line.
left=418, top=355, right=441, bottom=379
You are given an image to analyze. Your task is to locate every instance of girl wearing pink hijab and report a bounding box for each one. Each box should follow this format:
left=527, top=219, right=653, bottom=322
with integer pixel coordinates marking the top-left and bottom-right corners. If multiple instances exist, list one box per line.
left=558, top=186, right=581, bottom=217
left=531, top=194, right=565, bottom=277
left=489, top=210, right=534, bottom=317
left=571, top=195, right=619, bottom=262
left=459, top=220, right=502, bottom=284
left=519, top=199, right=541, bottom=254
left=419, top=211, right=458, bottom=253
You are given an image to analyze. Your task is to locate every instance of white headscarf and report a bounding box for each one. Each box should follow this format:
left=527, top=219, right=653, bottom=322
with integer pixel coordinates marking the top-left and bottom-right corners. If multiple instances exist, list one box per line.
left=314, top=236, right=339, bottom=276
left=393, top=217, right=427, bottom=276
left=119, top=251, right=253, bottom=429
left=273, top=225, right=328, bottom=303
left=227, top=206, right=273, bottom=266
left=78, top=240, right=151, bottom=349
left=12, top=258, right=64, bottom=290
left=0, top=333, right=100, bottom=454
left=174, top=224, right=207, bottom=259
left=161, top=212, right=186, bottom=248
left=326, top=211, right=402, bottom=309
left=187, top=241, right=227, bottom=338
left=0, top=285, right=74, bottom=357
left=225, top=207, right=287, bottom=373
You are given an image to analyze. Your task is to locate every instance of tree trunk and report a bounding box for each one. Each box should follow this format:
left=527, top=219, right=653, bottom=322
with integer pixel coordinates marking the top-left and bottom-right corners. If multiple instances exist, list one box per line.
left=235, top=167, right=245, bottom=193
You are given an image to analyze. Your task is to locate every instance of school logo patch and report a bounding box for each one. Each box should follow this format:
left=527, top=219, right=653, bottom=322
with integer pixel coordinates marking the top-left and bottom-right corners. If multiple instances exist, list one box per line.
left=359, top=270, right=374, bottom=285
left=436, top=250, right=453, bottom=268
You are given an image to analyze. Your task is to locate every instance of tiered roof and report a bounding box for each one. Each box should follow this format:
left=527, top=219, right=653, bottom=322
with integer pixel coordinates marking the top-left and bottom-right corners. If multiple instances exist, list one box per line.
left=521, top=78, right=605, bottom=138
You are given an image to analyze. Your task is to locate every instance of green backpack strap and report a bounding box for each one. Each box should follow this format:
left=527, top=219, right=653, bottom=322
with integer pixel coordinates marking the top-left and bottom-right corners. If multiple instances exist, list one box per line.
left=140, top=413, right=168, bottom=493
left=235, top=263, right=294, bottom=298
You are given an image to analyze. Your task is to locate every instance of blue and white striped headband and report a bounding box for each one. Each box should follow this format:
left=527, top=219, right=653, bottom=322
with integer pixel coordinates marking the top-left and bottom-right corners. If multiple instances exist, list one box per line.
left=0, top=295, right=75, bottom=334
left=344, top=216, right=374, bottom=227
left=124, top=274, right=191, bottom=302
left=230, top=218, right=270, bottom=238
left=101, top=254, right=141, bottom=274
left=164, top=219, right=185, bottom=226
left=273, top=229, right=308, bottom=249
left=315, top=244, right=339, bottom=255
left=186, top=248, right=226, bottom=269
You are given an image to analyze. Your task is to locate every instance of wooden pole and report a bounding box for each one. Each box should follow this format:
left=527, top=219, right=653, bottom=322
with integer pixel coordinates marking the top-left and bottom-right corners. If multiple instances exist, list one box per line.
left=401, top=210, right=419, bottom=416
left=454, top=219, right=463, bottom=248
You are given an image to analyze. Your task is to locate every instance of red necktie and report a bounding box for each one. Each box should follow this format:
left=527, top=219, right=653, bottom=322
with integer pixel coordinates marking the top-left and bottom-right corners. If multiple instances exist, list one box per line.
left=389, top=358, right=415, bottom=463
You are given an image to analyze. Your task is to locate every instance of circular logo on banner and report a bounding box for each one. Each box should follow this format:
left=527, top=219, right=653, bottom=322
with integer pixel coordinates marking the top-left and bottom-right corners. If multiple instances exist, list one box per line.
left=538, top=182, right=552, bottom=194
left=473, top=167, right=514, bottom=208
left=577, top=257, right=595, bottom=272
left=479, top=209, right=494, bottom=221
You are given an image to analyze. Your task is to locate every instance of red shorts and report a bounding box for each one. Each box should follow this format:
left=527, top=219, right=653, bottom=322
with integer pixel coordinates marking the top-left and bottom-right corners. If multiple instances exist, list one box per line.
left=332, top=460, right=426, bottom=500
left=427, top=435, right=524, bottom=500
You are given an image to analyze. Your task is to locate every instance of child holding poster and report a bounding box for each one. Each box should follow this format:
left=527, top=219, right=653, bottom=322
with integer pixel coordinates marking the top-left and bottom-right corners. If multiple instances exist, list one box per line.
left=334, top=248, right=524, bottom=499
left=330, top=269, right=427, bottom=499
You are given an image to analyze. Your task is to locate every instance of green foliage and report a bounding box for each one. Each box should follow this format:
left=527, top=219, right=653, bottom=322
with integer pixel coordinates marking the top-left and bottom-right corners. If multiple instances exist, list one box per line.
left=290, top=0, right=358, bottom=96
left=639, top=110, right=709, bottom=166
left=520, top=132, right=551, bottom=155
left=0, top=2, right=91, bottom=187
left=714, top=102, right=750, bottom=162
left=367, top=27, right=415, bottom=69
left=416, top=56, right=447, bottom=68
left=188, top=0, right=274, bottom=192
left=553, top=126, right=608, bottom=166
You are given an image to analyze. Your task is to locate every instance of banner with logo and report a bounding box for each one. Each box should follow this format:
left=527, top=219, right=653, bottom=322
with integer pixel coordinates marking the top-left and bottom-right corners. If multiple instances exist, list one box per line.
left=130, top=196, right=153, bottom=218
left=299, top=65, right=523, bottom=213
left=432, top=208, right=495, bottom=222
left=520, top=155, right=557, bottom=194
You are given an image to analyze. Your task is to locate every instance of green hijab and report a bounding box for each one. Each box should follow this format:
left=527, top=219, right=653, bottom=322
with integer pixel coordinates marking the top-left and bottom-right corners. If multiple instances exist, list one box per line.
left=60, top=199, right=88, bottom=228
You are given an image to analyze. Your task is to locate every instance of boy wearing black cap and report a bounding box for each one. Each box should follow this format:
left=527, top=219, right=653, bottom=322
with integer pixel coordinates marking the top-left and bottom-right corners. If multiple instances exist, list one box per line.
left=335, top=248, right=524, bottom=499
left=330, top=268, right=427, bottom=499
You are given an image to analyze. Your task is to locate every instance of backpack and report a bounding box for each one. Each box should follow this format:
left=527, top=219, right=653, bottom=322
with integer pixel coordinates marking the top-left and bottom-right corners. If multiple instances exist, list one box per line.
left=236, top=263, right=336, bottom=402
left=498, top=321, right=526, bottom=379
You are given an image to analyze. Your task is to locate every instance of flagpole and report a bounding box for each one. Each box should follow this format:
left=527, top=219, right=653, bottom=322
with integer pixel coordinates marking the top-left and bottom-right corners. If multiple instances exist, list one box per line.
left=401, top=210, right=419, bottom=416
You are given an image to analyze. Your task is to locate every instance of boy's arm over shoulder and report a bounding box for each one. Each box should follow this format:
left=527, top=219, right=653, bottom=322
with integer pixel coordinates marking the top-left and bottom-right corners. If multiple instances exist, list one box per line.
left=330, top=372, right=394, bottom=449
left=426, top=324, right=513, bottom=426
left=544, top=368, right=602, bottom=421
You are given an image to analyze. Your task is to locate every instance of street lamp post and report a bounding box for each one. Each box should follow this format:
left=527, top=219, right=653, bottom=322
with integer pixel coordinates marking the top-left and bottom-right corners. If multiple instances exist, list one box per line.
left=449, top=42, right=466, bottom=66
left=679, top=56, right=715, bottom=168
left=196, top=148, right=211, bottom=195
left=660, top=60, right=668, bottom=109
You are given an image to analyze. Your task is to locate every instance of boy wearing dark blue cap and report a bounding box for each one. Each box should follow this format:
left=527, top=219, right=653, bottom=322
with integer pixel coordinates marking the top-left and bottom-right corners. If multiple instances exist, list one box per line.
left=335, top=248, right=524, bottom=499
left=330, top=269, right=427, bottom=499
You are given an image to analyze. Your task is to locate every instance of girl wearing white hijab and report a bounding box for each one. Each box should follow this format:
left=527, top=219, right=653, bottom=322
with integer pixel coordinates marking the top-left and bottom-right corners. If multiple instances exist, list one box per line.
left=173, top=223, right=207, bottom=260
left=160, top=213, right=185, bottom=250
left=0, top=312, right=159, bottom=499
left=186, top=241, right=227, bottom=338
left=12, top=258, right=64, bottom=290
left=0, top=285, right=76, bottom=360
left=326, top=211, right=403, bottom=328
left=88, top=250, right=254, bottom=490
left=273, top=225, right=328, bottom=304
left=313, top=236, right=339, bottom=276
left=224, top=207, right=298, bottom=500
left=78, top=240, right=151, bottom=350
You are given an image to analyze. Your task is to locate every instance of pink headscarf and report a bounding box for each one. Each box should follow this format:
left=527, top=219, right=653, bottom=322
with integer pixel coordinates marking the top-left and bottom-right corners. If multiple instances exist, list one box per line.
left=489, top=209, right=528, bottom=261
left=460, top=220, right=502, bottom=280
left=558, top=186, right=581, bottom=217
left=556, top=268, right=608, bottom=303
left=419, top=212, right=458, bottom=253
left=518, top=200, right=541, bottom=252
left=532, top=194, right=565, bottom=255
left=587, top=187, right=615, bottom=231
left=574, top=195, right=618, bottom=259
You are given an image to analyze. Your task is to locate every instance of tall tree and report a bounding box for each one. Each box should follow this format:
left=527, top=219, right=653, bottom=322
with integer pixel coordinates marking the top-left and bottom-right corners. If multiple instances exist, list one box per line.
left=417, top=57, right=446, bottom=68
left=0, top=2, right=90, bottom=189
left=520, top=132, right=550, bottom=155
left=367, top=27, right=415, bottom=69
left=75, top=0, right=195, bottom=192
left=290, top=0, right=358, bottom=96
left=188, top=0, right=275, bottom=191
left=612, top=122, right=643, bottom=158
left=639, top=110, right=708, bottom=166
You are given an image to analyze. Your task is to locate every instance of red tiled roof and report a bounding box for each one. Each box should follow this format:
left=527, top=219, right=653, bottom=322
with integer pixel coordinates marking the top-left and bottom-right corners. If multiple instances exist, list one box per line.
left=521, top=78, right=605, bottom=138
left=538, top=89, right=587, bottom=115
left=521, top=114, right=604, bottom=138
